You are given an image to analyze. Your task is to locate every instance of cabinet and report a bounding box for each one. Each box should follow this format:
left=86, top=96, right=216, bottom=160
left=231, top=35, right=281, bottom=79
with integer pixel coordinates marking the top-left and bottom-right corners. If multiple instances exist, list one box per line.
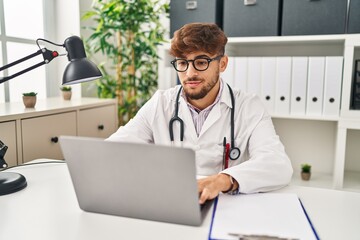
left=21, top=112, right=77, bottom=162
left=78, top=105, right=117, bottom=138
left=158, top=34, right=360, bottom=192
left=0, top=98, right=118, bottom=166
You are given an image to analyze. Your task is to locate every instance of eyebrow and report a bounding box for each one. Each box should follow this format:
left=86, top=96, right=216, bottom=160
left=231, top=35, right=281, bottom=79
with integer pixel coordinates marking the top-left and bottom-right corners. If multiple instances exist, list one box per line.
left=176, top=55, right=211, bottom=60
left=194, top=55, right=211, bottom=59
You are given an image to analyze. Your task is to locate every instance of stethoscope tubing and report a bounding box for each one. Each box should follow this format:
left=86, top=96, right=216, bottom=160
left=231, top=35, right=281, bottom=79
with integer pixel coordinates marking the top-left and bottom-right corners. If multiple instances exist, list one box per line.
left=169, top=83, right=241, bottom=160
left=169, top=88, right=184, bottom=142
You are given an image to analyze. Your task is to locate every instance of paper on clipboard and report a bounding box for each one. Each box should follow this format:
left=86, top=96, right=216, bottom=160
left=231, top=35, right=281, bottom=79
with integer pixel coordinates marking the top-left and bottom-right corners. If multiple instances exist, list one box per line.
left=209, top=193, right=318, bottom=240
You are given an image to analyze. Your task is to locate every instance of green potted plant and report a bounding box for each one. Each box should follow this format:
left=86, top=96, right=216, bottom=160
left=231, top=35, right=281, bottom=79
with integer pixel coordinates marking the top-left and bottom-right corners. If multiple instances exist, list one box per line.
left=301, top=163, right=312, bottom=181
left=82, top=0, right=169, bottom=125
left=60, top=86, right=72, bottom=100
left=22, top=92, right=38, bottom=108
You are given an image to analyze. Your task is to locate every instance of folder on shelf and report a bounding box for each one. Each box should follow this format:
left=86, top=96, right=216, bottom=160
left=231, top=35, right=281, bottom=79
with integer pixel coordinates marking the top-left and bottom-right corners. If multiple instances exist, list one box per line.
left=290, top=57, right=308, bottom=116
left=209, top=193, right=319, bottom=240
left=221, top=57, right=235, bottom=87
left=352, top=60, right=360, bottom=109
left=261, top=57, right=277, bottom=114
left=306, top=57, right=325, bottom=116
left=323, top=56, right=343, bottom=116
left=275, top=57, right=292, bottom=115
left=233, top=57, right=248, bottom=91
left=247, top=57, right=262, bottom=96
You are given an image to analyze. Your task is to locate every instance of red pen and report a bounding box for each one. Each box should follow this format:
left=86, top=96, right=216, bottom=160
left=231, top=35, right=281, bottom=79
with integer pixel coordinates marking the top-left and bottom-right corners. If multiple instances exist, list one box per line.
left=225, top=143, right=230, bottom=169
left=222, top=137, right=226, bottom=170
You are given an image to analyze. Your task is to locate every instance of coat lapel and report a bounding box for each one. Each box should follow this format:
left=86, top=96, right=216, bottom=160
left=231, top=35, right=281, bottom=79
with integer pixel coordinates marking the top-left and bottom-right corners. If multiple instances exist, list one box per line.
left=178, top=97, right=198, bottom=142
left=199, top=84, right=233, bottom=137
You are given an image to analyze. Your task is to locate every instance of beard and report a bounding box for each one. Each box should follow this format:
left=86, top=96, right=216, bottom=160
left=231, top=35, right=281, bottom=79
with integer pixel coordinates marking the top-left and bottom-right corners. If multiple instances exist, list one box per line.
left=183, top=70, right=220, bottom=100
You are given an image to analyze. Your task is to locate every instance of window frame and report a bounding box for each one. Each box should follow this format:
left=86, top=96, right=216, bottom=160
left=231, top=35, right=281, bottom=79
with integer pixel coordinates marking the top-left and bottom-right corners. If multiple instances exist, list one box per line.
left=0, top=0, right=57, bottom=103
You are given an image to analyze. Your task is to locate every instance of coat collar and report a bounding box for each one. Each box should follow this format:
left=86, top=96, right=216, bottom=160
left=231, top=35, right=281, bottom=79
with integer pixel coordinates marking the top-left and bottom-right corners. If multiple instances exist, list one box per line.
left=174, top=79, right=234, bottom=138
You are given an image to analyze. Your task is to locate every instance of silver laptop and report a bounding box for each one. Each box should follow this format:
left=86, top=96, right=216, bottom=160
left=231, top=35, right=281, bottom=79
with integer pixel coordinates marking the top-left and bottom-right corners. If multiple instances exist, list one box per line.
left=59, top=135, right=211, bottom=226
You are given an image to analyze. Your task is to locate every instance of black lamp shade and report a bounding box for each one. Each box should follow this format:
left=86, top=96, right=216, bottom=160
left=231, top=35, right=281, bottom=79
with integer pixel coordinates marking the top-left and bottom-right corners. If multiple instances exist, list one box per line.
left=62, top=59, right=102, bottom=85
left=62, top=36, right=102, bottom=85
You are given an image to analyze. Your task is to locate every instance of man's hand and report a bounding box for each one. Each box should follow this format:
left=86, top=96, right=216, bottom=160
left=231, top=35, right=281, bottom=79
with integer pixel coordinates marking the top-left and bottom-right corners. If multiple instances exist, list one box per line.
left=197, top=173, right=236, bottom=204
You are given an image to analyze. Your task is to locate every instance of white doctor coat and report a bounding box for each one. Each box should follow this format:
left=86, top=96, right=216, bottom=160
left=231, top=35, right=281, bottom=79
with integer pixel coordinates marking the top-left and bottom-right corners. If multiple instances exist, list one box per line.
left=107, top=81, right=293, bottom=193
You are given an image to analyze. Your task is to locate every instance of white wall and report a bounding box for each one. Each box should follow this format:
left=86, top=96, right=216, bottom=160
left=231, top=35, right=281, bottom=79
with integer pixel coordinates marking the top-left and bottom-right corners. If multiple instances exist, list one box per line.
left=54, top=0, right=81, bottom=98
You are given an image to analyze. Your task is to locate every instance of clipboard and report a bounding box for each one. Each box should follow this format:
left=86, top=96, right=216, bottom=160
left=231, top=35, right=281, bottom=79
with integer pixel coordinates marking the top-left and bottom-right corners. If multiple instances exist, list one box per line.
left=208, top=193, right=319, bottom=240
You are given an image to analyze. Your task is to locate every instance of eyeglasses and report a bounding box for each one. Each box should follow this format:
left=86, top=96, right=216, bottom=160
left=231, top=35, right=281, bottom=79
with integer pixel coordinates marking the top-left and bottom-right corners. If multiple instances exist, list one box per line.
left=170, top=55, right=223, bottom=72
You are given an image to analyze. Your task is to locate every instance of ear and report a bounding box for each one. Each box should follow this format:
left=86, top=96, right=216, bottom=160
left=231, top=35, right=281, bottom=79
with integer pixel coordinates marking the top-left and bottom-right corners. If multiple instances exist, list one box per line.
left=219, top=55, right=228, bottom=73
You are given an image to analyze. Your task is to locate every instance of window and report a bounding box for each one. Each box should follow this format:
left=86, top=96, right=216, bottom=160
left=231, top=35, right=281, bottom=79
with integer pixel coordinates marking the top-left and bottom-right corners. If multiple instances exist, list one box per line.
left=0, top=0, right=49, bottom=103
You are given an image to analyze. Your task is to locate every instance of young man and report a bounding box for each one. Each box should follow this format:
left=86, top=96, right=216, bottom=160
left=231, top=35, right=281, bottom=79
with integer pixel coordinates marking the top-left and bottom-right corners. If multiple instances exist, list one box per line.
left=107, top=23, right=293, bottom=204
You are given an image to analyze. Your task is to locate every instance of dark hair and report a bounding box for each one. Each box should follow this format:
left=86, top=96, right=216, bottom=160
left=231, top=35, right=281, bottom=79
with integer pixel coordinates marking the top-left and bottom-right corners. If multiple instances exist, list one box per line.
left=170, top=22, right=228, bottom=58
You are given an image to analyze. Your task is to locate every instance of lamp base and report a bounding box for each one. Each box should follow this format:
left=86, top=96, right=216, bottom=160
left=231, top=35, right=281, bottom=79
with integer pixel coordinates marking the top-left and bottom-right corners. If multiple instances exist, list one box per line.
left=0, top=172, right=27, bottom=195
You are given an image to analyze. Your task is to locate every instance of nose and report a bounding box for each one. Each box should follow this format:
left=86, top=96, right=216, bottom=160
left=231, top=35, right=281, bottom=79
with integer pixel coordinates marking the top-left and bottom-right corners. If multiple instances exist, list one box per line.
left=186, top=62, right=198, bottom=78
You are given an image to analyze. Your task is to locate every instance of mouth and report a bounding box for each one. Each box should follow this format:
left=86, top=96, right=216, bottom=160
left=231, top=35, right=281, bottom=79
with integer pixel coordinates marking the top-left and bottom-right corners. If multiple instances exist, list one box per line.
left=185, top=80, right=202, bottom=88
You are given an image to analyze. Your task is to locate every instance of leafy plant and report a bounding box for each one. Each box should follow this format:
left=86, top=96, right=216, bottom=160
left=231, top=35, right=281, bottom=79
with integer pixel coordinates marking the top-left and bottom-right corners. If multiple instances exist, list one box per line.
left=82, top=0, right=169, bottom=125
left=301, top=164, right=311, bottom=173
left=22, top=92, right=38, bottom=96
left=60, top=86, right=72, bottom=92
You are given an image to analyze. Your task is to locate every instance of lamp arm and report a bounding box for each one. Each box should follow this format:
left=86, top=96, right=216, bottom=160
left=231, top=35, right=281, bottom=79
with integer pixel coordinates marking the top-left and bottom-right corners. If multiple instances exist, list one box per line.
left=0, top=48, right=59, bottom=84
left=0, top=140, right=8, bottom=169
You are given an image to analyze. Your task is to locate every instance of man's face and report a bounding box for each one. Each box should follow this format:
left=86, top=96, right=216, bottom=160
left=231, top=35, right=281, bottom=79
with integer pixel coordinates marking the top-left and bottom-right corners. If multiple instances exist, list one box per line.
left=176, top=52, right=227, bottom=101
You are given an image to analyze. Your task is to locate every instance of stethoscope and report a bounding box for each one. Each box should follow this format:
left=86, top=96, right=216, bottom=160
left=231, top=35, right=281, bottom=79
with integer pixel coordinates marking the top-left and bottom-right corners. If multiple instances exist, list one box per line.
left=169, top=83, right=241, bottom=161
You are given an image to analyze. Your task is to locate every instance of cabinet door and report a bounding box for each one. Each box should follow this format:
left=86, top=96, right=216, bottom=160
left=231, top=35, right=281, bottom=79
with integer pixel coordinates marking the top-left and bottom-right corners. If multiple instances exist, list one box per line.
left=0, top=121, right=17, bottom=167
left=78, top=105, right=117, bottom=138
left=21, top=112, right=77, bottom=162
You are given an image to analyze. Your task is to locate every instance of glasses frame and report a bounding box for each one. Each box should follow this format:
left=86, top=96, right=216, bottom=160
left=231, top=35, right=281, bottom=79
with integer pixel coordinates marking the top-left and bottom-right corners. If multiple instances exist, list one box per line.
left=170, top=55, right=223, bottom=72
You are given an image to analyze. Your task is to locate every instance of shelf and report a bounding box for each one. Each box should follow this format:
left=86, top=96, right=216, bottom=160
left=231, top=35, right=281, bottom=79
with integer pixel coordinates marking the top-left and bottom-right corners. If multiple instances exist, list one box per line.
left=0, top=97, right=117, bottom=122
left=158, top=33, right=360, bottom=192
left=291, top=171, right=334, bottom=189
left=339, top=118, right=360, bottom=129
left=272, top=114, right=339, bottom=122
left=228, top=34, right=347, bottom=44
left=343, top=171, right=360, bottom=193
left=341, top=110, right=360, bottom=119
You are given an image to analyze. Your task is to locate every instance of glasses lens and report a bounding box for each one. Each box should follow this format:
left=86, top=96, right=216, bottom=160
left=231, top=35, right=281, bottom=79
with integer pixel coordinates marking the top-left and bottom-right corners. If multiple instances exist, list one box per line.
left=194, top=58, right=209, bottom=71
left=174, top=59, right=188, bottom=72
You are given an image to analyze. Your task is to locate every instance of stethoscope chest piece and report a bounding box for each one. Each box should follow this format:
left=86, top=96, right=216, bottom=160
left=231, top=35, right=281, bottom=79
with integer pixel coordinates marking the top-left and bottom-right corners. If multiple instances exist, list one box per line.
left=229, top=147, right=241, bottom=160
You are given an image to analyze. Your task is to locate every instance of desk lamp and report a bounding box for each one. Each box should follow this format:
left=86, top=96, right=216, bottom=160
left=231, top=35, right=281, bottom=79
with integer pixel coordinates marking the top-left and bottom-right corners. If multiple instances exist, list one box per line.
left=0, top=36, right=102, bottom=195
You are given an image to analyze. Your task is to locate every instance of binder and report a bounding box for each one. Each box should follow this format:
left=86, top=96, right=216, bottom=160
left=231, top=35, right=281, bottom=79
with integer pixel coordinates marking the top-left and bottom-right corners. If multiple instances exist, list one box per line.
left=352, top=60, right=360, bottom=109
left=323, top=56, right=343, bottom=116
left=223, top=0, right=281, bottom=37
left=290, top=57, right=308, bottom=115
left=170, top=0, right=223, bottom=37
left=275, top=57, right=292, bottom=115
left=306, top=57, right=325, bottom=116
left=247, top=57, right=262, bottom=96
left=261, top=57, right=276, bottom=114
left=233, top=57, right=248, bottom=91
left=221, top=57, right=235, bottom=87
left=282, top=0, right=347, bottom=36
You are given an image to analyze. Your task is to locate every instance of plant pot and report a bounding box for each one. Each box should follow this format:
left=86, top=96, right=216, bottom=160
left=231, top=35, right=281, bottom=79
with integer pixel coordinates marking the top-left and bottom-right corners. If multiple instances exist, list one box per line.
left=62, top=91, right=72, bottom=100
left=22, top=96, right=37, bottom=108
left=301, top=172, right=311, bottom=181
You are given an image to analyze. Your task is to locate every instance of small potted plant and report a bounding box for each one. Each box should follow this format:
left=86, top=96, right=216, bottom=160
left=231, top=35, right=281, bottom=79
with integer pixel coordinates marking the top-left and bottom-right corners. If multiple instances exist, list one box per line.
left=301, top=163, right=311, bottom=181
left=22, top=92, right=37, bottom=108
left=60, top=86, right=72, bottom=100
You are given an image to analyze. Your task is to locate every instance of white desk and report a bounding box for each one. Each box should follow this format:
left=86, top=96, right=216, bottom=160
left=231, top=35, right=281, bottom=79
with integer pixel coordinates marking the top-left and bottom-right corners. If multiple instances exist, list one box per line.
left=1, top=160, right=360, bottom=240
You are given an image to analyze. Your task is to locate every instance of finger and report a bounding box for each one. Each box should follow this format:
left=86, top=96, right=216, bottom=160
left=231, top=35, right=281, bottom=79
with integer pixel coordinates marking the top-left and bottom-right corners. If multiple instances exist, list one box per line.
left=199, top=188, right=210, bottom=204
left=197, top=179, right=206, bottom=192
